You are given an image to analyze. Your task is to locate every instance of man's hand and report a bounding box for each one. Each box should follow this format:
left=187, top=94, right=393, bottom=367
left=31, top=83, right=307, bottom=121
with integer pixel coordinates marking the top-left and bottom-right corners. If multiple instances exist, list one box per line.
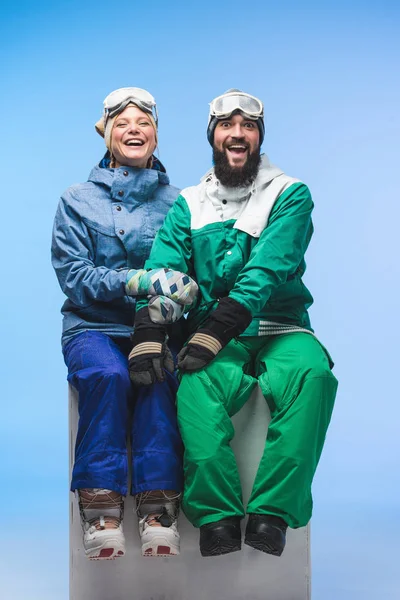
left=177, top=297, right=252, bottom=373
left=126, top=268, right=198, bottom=306
left=129, top=307, right=174, bottom=385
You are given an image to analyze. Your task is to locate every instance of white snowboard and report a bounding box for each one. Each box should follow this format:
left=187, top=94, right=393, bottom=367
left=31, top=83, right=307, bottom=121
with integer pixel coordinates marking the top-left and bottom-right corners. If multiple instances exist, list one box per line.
left=69, top=385, right=310, bottom=600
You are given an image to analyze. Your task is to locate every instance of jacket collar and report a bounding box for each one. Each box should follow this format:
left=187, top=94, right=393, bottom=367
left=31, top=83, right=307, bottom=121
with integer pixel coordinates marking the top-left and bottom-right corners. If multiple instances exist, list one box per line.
left=88, top=153, right=170, bottom=186
left=201, top=154, right=283, bottom=204
left=87, top=154, right=170, bottom=201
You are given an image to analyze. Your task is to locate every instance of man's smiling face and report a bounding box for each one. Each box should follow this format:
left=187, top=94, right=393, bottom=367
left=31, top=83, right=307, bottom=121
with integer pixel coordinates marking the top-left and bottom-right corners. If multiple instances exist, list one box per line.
left=212, top=111, right=261, bottom=188
left=213, top=112, right=260, bottom=170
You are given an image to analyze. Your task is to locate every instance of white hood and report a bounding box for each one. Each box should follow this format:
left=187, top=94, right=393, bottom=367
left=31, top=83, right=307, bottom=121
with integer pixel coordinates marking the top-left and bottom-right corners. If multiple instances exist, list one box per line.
left=201, top=154, right=300, bottom=238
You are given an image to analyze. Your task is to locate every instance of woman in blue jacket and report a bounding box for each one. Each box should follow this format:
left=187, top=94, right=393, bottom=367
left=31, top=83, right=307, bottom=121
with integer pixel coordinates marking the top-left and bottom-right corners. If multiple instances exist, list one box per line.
left=52, top=87, right=196, bottom=560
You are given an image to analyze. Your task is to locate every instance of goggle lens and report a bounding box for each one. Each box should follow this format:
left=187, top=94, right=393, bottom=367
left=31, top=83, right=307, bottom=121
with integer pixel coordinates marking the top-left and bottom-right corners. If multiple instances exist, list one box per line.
left=211, top=93, right=263, bottom=119
left=103, top=87, right=158, bottom=124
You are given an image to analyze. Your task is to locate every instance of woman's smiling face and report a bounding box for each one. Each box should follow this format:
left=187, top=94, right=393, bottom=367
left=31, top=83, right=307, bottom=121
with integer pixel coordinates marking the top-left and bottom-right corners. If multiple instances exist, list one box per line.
left=111, top=105, right=157, bottom=168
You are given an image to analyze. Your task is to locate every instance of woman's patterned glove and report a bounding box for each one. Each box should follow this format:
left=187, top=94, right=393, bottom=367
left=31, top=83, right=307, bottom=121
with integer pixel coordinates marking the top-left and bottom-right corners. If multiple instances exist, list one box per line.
left=148, top=295, right=185, bottom=324
left=126, top=268, right=198, bottom=306
left=177, top=297, right=252, bottom=373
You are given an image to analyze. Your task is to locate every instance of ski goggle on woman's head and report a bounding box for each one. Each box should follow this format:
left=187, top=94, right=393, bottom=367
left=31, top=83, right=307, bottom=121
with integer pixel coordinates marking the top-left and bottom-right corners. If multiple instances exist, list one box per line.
left=209, top=90, right=264, bottom=121
left=103, top=87, right=158, bottom=126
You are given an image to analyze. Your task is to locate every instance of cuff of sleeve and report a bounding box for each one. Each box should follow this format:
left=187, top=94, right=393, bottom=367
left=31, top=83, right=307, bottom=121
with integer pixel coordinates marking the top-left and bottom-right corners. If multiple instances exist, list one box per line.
left=125, top=268, right=146, bottom=296
left=227, top=293, right=253, bottom=316
left=118, top=268, right=132, bottom=295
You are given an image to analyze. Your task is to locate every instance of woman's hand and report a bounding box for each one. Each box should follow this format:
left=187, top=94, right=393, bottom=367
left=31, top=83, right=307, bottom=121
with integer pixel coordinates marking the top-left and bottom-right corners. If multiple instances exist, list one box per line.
left=148, top=296, right=185, bottom=324
left=126, top=268, right=198, bottom=305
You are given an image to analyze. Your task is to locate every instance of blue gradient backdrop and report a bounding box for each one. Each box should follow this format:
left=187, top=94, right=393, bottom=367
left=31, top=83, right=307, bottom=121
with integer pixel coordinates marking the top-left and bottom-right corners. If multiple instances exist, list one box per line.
left=1, top=1, right=399, bottom=598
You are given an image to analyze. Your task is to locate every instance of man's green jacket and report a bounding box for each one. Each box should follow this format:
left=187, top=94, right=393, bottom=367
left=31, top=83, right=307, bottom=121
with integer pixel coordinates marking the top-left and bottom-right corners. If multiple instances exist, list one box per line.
left=139, top=155, right=315, bottom=337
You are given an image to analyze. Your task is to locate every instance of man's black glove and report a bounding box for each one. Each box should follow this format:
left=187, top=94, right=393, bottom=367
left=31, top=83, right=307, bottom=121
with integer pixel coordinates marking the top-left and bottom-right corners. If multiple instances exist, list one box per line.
left=177, top=297, right=252, bottom=373
left=129, top=307, right=174, bottom=385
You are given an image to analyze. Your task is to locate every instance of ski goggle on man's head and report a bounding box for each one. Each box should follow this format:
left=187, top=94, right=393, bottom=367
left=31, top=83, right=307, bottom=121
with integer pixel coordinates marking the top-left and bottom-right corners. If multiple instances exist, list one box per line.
left=209, top=90, right=264, bottom=122
left=207, top=89, right=265, bottom=146
left=102, top=87, right=158, bottom=126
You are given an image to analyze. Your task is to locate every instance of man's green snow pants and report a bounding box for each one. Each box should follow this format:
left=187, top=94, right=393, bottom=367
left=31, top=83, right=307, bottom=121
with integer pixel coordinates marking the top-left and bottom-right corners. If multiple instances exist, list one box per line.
left=177, top=333, right=338, bottom=529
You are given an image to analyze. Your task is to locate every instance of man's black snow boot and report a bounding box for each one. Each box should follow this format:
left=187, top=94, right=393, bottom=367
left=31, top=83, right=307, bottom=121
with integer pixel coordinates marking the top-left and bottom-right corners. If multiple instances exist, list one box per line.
left=244, top=514, right=288, bottom=556
left=200, top=517, right=242, bottom=557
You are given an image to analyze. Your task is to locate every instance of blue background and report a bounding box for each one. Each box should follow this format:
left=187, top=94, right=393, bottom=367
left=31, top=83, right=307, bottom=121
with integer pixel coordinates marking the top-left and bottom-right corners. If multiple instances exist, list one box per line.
left=1, top=1, right=399, bottom=598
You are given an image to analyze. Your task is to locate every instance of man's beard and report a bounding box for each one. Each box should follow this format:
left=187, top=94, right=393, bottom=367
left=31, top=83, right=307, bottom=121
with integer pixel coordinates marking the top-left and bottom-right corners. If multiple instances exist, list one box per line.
left=213, top=145, right=261, bottom=188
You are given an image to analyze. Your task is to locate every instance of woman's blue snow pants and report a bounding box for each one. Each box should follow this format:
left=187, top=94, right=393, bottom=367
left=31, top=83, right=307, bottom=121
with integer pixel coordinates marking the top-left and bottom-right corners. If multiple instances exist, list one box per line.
left=63, top=331, right=183, bottom=496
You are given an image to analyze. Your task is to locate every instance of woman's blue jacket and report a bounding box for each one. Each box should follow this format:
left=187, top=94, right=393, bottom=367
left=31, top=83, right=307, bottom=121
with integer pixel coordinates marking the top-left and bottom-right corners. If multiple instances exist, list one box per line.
left=51, top=158, right=180, bottom=345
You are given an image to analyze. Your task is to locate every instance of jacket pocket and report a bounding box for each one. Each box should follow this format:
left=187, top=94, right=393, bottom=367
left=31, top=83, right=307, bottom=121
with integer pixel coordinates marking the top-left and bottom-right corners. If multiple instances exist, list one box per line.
left=82, top=218, right=127, bottom=268
left=81, top=216, right=117, bottom=236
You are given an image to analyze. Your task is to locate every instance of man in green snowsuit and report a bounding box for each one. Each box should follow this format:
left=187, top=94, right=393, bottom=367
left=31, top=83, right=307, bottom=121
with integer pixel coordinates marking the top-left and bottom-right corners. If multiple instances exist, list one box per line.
left=129, top=89, right=338, bottom=558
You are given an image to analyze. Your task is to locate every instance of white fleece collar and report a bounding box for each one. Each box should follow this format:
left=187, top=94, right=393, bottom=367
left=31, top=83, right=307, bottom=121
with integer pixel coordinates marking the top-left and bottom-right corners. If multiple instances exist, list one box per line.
left=199, top=154, right=298, bottom=238
left=201, top=154, right=283, bottom=193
